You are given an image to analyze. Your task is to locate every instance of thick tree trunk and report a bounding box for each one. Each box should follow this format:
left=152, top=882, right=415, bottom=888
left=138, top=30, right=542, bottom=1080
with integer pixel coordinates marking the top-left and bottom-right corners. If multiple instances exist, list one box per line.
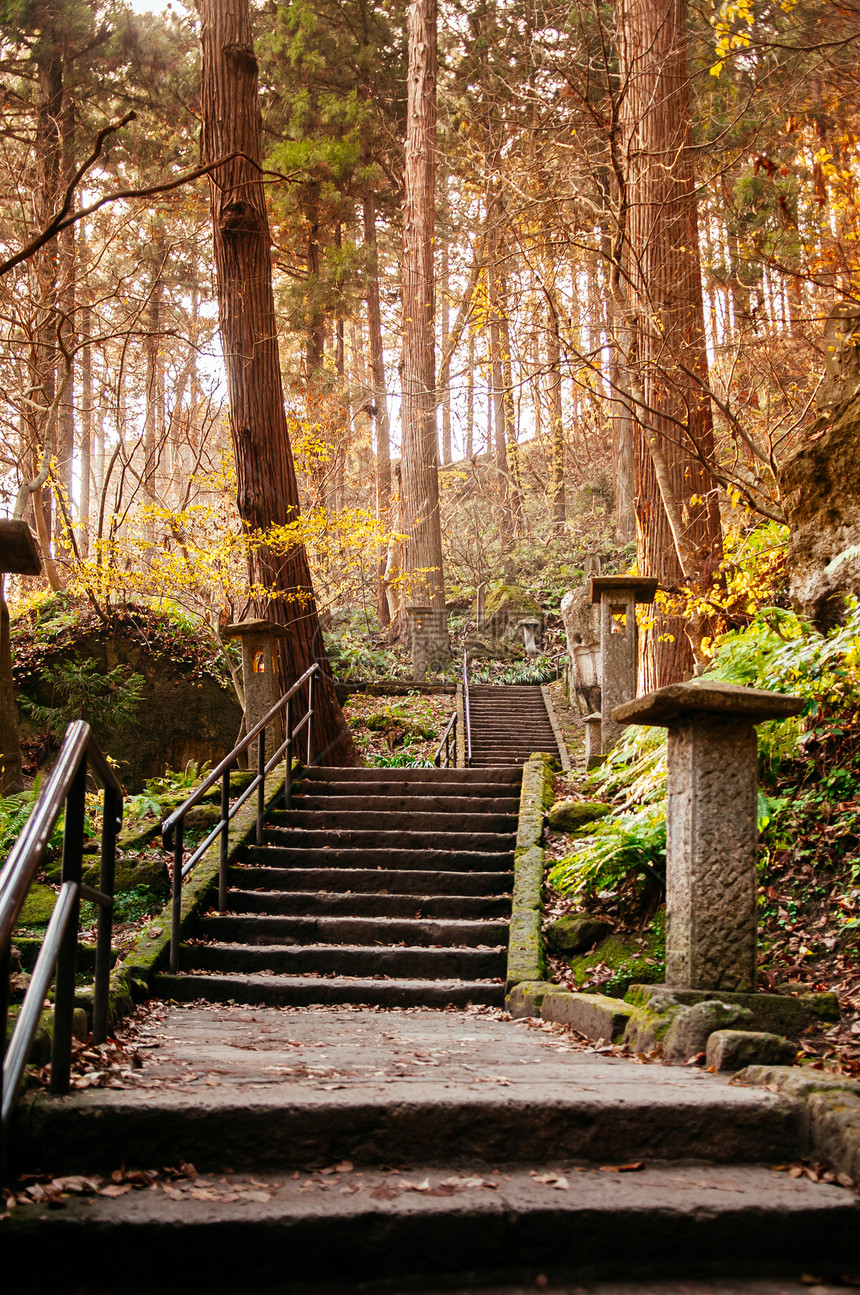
left=486, top=209, right=511, bottom=546
left=363, top=194, right=393, bottom=629
left=199, top=0, right=357, bottom=765
left=400, top=0, right=448, bottom=645
left=616, top=0, right=723, bottom=687
left=80, top=292, right=92, bottom=557
left=546, top=296, right=565, bottom=531
left=466, top=330, right=474, bottom=458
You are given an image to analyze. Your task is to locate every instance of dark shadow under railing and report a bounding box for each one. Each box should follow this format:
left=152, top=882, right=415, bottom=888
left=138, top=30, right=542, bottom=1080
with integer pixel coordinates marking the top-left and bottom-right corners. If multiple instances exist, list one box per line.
left=161, top=662, right=320, bottom=973
left=1, top=721, right=123, bottom=1160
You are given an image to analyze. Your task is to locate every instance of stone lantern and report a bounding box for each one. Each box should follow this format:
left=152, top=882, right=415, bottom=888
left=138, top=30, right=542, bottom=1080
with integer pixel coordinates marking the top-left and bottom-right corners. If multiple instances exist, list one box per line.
left=405, top=604, right=433, bottom=681
left=224, top=619, right=293, bottom=764
left=588, top=575, right=658, bottom=752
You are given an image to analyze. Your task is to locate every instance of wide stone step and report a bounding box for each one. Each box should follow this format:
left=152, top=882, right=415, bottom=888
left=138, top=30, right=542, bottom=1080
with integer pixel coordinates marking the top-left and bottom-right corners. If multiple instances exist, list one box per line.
left=201, top=913, right=509, bottom=948
left=243, top=846, right=514, bottom=873
left=262, top=828, right=516, bottom=851
left=299, top=767, right=521, bottom=784
left=296, top=779, right=520, bottom=798
left=290, top=794, right=520, bottom=814
left=5, top=1162, right=856, bottom=1291
left=267, top=809, right=517, bottom=834
left=152, top=971, right=504, bottom=1009
left=181, top=942, right=507, bottom=979
left=232, top=865, right=513, bottom=894
left=226, top=889, right=512, bottom=920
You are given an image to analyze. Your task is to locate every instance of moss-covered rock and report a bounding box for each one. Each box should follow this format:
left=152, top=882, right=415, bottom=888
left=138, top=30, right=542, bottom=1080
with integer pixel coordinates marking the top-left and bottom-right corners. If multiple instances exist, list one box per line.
left=547, top=913, right=613, bottom=954
left=16, top=883, right=57, bottom=927
left=663, top=1000, right=755, bottom=1064
left=547, top=800, right=612, bottom=833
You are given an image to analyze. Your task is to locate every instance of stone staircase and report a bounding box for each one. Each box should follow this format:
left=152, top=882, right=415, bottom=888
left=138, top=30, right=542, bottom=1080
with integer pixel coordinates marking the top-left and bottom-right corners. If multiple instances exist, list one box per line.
left=468, top=683, right=563, bottom=766
left=154, top=766, right=521, bottom=1010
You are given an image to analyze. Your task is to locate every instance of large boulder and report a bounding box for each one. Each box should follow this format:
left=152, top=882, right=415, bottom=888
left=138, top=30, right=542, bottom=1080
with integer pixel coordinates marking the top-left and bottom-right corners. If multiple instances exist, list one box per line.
left=778, top=392, right=860, bottom=631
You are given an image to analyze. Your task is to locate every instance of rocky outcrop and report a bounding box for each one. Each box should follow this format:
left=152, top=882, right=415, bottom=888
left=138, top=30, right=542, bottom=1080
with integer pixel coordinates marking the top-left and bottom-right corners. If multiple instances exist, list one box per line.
left=778, top=393, right=860, bottom=632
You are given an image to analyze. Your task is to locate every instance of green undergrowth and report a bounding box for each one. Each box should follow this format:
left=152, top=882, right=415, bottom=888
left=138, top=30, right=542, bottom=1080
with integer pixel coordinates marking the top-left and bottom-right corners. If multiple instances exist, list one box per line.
left=551, top=597, right=860, bottom=906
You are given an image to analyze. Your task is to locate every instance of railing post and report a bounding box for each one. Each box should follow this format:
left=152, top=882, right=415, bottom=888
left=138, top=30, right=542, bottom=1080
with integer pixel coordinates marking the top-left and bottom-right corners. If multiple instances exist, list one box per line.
left=306, top=672, right=315, bottom=766
left=51, top=760, right=86, bottom=1094
left=284, top=698, right=292, bottom=810
left=256, top=726, right=266, bottom=846
left=219, top=765, right=231, bottom=911
left=92, top=780, right=120, bottom=1045
left=170, top=819, right=184, bottom=973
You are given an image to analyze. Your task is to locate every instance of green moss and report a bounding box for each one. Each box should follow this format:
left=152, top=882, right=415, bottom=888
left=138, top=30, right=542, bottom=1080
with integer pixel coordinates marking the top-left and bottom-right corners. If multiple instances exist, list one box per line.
left=482, top=584, right=542, bottom=623
left=17, top=883, right=57, bottom=927
left=547, top=800, right=613, bottom=833
left=565, top=923, right=665, bottom=999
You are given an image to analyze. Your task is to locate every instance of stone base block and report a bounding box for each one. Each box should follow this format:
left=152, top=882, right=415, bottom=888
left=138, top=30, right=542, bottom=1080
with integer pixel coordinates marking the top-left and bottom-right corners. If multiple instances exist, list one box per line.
left=506, top=981, right=557, bottom=1018
left=538, top=988, right=636, bottom=1042
left=626, top=983, right=838, bottom=1037
left=706, top=1030, right=797, bottom=1072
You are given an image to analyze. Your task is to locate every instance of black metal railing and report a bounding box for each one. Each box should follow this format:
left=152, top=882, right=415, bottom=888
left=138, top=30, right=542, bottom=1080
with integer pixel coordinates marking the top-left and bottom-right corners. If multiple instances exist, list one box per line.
left=433, top=712, right=457, bottom=767
left=462, top=647, right=473, bottom=767
left=1, top=721, right=123, bottom=1154
left=161, top=663, right=320, bottom=972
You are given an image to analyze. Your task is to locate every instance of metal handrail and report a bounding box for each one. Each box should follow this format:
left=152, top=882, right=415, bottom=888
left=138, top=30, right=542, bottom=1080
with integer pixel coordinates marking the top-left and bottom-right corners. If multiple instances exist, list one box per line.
left=161, top=662, right=320, bottom=972
left=462, top=647, right=472, bottom=767
left=433, top=712, right=457, bottom=768
left=1, top=721, right=123, bottom=1154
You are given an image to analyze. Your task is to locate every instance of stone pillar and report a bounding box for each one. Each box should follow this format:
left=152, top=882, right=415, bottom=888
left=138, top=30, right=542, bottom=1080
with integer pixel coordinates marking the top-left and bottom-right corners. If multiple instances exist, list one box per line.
left=224, top=619, right=293, bottom=766
left=475, top=583, right=486, bottom=632
left=518, top=617, right=541, bottom=657
left=588, top=576, right=658, bottom=752
left=406, top=604, right=432, bottom=681
left=613, top=681, right=804, bottom=993
left=584, top=713, right=603, bottom=770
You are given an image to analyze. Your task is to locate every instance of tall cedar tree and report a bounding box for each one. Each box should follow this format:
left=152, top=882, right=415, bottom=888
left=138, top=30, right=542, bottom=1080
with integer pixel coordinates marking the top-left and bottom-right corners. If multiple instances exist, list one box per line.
left=400, top=0, right=448, bottom=632
left=198, top=0, right=357, bottom=765
left=616, top=0, right=723, bottom=686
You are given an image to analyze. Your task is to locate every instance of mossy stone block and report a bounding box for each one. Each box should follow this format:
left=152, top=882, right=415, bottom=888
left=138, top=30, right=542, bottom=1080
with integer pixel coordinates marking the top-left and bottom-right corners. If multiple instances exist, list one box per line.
left=547, top=800, right=612, bottom=833
left=540, top=988, right=636, bottom=1042
left=547, top=913, right=613, bottom=955
left=506, top=981, right=557, bottom=1018
left=17, top=884, right=57, bottom=927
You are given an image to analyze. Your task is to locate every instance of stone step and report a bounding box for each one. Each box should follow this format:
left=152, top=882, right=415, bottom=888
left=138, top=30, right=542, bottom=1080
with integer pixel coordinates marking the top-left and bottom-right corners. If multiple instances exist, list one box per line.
left=201, top=913, right=510, bottom=948
left=296, top=779, right=520, bottom=798
left=261, top=828, right=517, bottom=852
left=151, top=972, right=505, bottom=1009
left=290, top=794, right=521, bottom=814
left=180, top=942, right=507, bottom=979
left=232, top=865, right=513, bottom=894
left=5, top=1162, right=856, bottom=1291
left=267, top=809, right=518, bottom=834
left=242, top=846, right=514, bottom=873
left=226, top=889, right=512, bottom=920
left=299, top=767, right=521, bottom=784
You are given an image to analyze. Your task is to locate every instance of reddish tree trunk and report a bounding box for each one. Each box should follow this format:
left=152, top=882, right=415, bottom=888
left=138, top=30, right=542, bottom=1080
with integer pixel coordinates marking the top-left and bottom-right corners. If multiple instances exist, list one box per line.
left=199, top=0, right=357, bottom=765
left=616, top=0, right=723, bottom=686
left=400, top=0, right=448, bottom=641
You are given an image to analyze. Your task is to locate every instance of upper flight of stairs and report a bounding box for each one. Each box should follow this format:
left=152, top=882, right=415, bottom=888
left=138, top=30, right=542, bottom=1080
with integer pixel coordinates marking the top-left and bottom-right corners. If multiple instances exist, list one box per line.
left=468, top=683, right=562, bottom=767
left=155, top=765, right=521, bottom=1010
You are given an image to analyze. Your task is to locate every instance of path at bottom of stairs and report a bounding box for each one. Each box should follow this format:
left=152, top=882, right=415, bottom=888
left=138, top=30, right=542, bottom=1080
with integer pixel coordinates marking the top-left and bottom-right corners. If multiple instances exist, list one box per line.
left=6, top=1004, right=860, bottom=1292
